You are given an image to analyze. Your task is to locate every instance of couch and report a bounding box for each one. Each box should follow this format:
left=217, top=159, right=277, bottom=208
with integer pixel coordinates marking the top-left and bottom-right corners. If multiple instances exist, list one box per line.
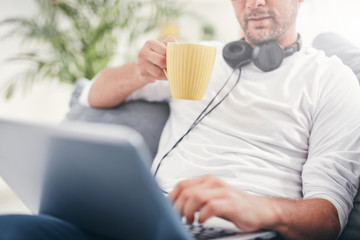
left=64, top=32, right=360, bottom=240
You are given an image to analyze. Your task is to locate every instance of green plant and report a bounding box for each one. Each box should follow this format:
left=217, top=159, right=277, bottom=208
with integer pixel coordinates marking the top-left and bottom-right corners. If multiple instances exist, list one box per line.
left=0, top=0, right=184, bottom=99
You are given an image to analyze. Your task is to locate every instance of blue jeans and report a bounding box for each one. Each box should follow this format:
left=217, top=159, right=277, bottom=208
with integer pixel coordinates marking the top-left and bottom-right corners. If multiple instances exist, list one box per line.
left=0, top=214, right=110, bottom=240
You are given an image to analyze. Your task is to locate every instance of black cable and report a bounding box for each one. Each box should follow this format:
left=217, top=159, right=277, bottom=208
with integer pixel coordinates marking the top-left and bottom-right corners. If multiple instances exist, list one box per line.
left=153, top=68, right=243, bottom=188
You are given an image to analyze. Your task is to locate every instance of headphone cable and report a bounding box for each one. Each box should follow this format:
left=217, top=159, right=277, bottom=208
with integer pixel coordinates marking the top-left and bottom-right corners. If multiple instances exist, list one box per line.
left=153, top=68, right=243, bottom=187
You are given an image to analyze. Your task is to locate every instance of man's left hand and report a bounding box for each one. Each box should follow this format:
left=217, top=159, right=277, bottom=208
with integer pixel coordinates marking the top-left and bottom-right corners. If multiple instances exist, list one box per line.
left=169, top=175, right=279, bottom=232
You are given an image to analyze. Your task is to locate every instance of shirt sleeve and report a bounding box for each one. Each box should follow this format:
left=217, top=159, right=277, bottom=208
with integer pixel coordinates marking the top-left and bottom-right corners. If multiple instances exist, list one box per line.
left=78, top=79, right=93, bottom=107
left=78, top=74, right=171, bottom=107
left=125, top=80, right=171, bottom=102
left=302, top=61, right=360, bottom=233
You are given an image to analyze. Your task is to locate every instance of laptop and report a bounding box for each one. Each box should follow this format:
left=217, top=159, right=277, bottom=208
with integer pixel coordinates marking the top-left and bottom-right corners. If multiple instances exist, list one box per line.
left=0, top=118, right=276, bottom=240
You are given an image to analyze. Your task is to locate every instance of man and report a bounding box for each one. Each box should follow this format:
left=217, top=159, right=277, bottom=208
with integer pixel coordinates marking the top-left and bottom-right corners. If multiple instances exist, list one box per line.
left=1, top=0, right=359, bottom=240
left=86, top=0, right=359, bottom=238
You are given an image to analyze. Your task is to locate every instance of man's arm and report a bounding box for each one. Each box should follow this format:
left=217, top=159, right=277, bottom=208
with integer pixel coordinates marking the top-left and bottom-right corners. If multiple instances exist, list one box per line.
left=170, top=175, right=340, bottom=240
left=88, top=36, right=176, bottom=108
left=268, top=197, right=339, bottom=240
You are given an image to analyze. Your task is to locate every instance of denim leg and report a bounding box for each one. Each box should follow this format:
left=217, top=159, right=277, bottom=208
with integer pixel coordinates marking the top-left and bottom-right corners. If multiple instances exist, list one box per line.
left=0, top=214, right=95, bottom=240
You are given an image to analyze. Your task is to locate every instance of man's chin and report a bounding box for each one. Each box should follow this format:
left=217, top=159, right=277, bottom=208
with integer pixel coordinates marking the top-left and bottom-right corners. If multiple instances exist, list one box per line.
left=245, top=30, right=276, bottom=45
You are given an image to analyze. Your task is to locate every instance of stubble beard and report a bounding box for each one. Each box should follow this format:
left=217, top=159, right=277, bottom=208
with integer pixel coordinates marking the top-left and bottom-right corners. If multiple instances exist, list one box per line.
left=241, top=7, right=297, bottom=45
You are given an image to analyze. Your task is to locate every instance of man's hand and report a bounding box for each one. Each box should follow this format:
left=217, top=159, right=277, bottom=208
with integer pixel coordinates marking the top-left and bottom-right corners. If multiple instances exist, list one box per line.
left=88, top=36, right=176, bottom=108
left=169, top=175, right=278, bottom=232
left=169, top=175, right=340, bottom=240
left=136, top=36, right=176, bottom=83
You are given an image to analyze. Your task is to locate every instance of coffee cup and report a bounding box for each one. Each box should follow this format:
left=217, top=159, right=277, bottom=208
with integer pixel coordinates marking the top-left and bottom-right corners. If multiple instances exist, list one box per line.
left=163, top=42, right=216, bottom=100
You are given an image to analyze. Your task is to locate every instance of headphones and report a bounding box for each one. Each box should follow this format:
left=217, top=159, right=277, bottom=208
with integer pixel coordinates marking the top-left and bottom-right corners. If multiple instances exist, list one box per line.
left=223, top=34, right=302, bottom=72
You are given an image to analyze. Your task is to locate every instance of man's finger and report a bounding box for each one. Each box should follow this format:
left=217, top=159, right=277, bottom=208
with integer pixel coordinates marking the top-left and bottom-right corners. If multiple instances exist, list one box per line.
left=182, top=188, right=227, bottom=225
left=169, top=176, right=209, bottom=202
left=162, top=35, right=177, bottom=46
left=198, top=199, right=228, bottom=224
left=145, top=39, right=167, bottom=56
left=144, top=61, right=167, bottom=80
left=145, top=51, right=166, bottom=68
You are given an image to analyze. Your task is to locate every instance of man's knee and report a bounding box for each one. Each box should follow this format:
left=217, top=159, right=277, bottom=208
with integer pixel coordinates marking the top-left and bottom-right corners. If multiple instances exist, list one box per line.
left=0, top=214, right=92, bottom=240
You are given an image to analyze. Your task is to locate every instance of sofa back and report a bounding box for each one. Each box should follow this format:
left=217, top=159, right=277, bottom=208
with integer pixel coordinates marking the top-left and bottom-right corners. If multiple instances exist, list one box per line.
left=65, top=79, right=169, bottom=158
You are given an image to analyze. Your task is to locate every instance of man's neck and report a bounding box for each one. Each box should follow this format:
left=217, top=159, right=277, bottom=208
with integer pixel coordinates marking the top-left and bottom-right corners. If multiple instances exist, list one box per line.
left=276, top=29, right=298, bottom=49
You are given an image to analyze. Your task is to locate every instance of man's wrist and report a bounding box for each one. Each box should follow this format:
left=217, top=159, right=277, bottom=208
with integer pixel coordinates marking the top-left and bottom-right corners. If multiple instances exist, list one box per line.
left=263, top=197, right=287, bottom=232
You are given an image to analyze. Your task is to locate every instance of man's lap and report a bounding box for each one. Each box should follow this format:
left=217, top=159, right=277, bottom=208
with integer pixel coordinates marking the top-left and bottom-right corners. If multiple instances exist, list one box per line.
left=0, top=214, right=95, bottom=240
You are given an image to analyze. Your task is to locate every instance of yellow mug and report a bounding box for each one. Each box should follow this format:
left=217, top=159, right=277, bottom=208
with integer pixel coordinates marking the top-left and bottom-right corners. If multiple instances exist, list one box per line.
left=164, top=42, right=216, bottom=100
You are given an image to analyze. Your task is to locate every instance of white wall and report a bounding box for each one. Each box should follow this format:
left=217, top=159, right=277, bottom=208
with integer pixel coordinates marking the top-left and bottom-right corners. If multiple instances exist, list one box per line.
left=0, top=0, right=359, bottom=214
left=297, top=0, right=360, bottom=47
left=177, top=0, right=360, bottom=47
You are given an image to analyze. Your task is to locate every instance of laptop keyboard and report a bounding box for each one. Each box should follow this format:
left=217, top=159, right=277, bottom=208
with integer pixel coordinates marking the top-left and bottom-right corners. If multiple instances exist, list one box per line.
left=184, top=224, right=238, bottom=240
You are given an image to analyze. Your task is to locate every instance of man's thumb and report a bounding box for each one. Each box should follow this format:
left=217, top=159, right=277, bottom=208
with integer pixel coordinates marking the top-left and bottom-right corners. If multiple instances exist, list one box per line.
left=162, top=36, right=177, bottom=45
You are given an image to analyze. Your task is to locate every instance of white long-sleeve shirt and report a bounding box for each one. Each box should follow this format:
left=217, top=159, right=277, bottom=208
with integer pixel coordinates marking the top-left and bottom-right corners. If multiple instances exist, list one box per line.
left=80, top=42, right=360, bottom=231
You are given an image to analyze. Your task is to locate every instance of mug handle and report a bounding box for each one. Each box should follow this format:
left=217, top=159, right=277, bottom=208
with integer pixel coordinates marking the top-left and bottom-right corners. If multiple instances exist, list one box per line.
left=163, top=67, right=168, bottom=79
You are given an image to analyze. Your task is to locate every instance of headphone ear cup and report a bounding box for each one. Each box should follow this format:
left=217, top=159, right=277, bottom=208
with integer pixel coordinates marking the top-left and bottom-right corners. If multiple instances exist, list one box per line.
left=252, top=41, right=284, bottom=72
left=223, top=40, right=252, bottom=69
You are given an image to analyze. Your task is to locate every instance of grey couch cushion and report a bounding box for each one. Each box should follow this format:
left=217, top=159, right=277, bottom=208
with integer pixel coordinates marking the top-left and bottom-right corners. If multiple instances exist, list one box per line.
left=313, top=32, right=360, bottom=240
left=64, top=79, right=170, bottom=159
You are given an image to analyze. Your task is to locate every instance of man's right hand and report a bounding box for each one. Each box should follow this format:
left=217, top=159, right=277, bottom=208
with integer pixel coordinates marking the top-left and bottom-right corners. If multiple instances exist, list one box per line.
left=136, top=36, right=177, bottom=83
left=88, top=36, right=176, bottom=108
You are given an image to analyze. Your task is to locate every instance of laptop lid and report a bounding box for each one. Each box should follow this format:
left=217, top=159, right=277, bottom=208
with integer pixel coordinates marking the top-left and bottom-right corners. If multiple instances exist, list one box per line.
left=0, top=118, right=52, bottom=213
left=0, top=118, right=190, bottom=240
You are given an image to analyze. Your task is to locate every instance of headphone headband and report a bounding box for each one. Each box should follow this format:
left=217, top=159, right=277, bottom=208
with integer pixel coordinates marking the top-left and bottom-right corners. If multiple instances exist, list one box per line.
left=284, top=34, right=302, bottom=57
left=223, top=34, right=302, bottom=72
